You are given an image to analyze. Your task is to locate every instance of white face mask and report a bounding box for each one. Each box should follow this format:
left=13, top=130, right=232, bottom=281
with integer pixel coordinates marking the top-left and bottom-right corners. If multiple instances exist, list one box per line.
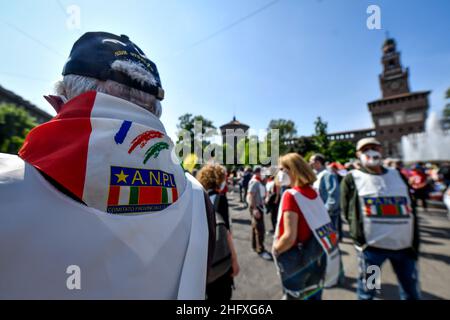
left=279, top=170, right=291, bottom=186
left=220, top=181, right=226, bottom=190
left=360, top=149, right=382, bottom=167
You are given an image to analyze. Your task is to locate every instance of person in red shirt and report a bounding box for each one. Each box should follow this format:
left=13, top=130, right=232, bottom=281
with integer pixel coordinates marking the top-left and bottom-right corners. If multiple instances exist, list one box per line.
left=277, top=183, right=315, bottom=246
left=409, top=164, right=429, bottom=211
left=272, top=153, right=327, bottom=300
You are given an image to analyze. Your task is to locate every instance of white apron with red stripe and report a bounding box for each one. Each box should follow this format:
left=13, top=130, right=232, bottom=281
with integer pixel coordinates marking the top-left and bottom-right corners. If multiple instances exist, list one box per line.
left=277, top=189, right=341, bottom=287
left=351, top=168, right=414, bottom=250
left=0, top=153, right=208, bottom=299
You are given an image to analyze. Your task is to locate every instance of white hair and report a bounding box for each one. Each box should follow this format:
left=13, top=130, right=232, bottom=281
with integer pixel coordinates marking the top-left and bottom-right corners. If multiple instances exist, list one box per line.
left=55, top=60, right=162, bottom=118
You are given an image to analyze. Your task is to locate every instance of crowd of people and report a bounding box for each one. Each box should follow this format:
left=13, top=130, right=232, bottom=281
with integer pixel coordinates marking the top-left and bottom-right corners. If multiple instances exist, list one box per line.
left=1, top=31, right=449, bottom=300
left=193, top=136, right=450, bottom=300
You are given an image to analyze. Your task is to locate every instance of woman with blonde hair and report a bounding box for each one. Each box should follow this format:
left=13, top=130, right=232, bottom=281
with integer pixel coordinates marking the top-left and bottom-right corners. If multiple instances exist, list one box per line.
left=272, top=153, right=340, bottom=300
left=197, top=164, right=240, bottom=300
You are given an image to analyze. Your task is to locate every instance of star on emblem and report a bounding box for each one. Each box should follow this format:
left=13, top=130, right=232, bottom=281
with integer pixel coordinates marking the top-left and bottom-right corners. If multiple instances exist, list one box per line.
left=115, top=170, right=129, bottom=183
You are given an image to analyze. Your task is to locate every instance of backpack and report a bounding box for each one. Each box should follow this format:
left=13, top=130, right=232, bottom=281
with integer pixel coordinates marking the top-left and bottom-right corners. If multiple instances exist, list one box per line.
left=207, top=194, right=232, bottom=283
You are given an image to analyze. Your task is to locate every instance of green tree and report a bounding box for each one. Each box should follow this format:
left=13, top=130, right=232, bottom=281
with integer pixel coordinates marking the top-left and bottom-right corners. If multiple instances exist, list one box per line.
left=235, top=135, right=263, bottom=166
left=0, top=103, right=37, bottom=154
left=313, top=116, right=330, bottom=158
left=443, top=87, right=450, bottom=118
left=175, top=113, right=216, bottom=162
left=237, top=136, right=250, bottom=166
left=268, top=119, right=297, bottom=155
left=310, top=117, right=355, bottom=163
left=329, top=140, right=356, bottom=164
left=177, top=113, right=216, bottom=138
left=288, top=136, right=317, bottom=156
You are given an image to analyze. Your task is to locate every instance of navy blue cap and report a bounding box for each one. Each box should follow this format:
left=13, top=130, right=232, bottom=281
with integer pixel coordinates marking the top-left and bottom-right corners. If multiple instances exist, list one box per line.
left=62, top=32, right=164, bottom=100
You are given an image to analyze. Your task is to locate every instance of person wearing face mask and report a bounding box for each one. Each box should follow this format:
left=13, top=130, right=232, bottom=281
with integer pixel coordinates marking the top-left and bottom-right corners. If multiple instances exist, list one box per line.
left=277, top=166, right=292, bottom=196
left=340, top=137, right=420, bottom=300
left=272, top=153, right=340, bottom=300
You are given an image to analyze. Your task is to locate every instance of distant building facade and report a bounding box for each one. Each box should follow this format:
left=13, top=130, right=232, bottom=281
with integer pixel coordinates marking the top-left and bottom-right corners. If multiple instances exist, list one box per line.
left=0, top=84, right=52, bottom=124
left=328, top=128, right=377, bottom=144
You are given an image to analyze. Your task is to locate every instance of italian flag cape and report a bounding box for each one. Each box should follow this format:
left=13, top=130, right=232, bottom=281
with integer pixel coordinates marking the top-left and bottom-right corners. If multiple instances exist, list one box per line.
left=19, top=91, right=186, bottom=214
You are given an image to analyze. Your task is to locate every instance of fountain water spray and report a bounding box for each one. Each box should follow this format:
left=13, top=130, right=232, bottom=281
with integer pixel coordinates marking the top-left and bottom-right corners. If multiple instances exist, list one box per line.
left=402, top=112, right=450, bottom=163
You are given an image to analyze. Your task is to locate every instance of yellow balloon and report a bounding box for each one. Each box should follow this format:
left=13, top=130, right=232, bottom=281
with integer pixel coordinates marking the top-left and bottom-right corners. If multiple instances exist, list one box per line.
left=182, top=153, right=198, bottom=173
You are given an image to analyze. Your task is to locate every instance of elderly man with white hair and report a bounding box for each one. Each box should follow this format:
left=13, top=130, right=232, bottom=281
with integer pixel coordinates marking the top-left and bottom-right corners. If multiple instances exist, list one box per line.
left=0, top=32, right=214, bottom=299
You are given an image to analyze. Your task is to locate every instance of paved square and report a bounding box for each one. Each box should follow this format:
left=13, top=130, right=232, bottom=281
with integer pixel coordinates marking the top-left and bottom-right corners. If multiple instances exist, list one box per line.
left=227, top=191, right=450, bottom=300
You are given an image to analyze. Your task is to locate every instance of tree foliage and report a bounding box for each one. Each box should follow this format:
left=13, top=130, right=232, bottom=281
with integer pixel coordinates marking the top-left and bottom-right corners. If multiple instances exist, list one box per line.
left=0, top=103, right=37, bottom=154
left=313, top=116, right=330, bottom=158
left=175, top=113, right=216, bottom=159
left=444, top=87, right=450, bottom=118
left=265, top=116, right=355, bottom=163
left=236, top=135, right=260, bottom=166
left=329, top=140, right=355, bottom=163
left=268, top=119, right=297, bottom=140
left=177, top=113, right=216, bottom=138
left=268, top=118, right=297, bottom=155
left=287, top=136, right=317, bottom=156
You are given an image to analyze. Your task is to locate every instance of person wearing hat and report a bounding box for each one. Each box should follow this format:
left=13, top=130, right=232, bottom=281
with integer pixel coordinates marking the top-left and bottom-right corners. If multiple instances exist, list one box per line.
left=340, top=137, right=420, bottom=300
left=248, top=166, right=272, bottom=260
left=0, top=32, right=215, bottom=299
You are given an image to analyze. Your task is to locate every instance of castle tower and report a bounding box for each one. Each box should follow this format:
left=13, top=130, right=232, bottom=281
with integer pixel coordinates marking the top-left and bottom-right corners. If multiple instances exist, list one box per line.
left=219, top=116, right=249, bottom=164
left=368, top=38, right=430, bottom=158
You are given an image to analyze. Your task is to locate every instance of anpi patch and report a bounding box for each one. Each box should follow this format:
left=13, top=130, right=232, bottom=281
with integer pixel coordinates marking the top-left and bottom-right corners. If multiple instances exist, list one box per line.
left=107, top=166, right=178, bottom=214
left=363, top=196, right=411, bottom=218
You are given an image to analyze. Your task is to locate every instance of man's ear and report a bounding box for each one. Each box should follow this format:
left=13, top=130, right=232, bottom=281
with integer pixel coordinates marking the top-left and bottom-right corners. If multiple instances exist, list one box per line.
left=356, top=150, right=361, bottom=158
left=44, top=95, right=65, bottom=113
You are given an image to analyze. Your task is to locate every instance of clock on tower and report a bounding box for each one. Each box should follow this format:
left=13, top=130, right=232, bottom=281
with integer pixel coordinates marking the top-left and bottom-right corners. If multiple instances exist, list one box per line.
left=379, top=38, right=410, bottom=98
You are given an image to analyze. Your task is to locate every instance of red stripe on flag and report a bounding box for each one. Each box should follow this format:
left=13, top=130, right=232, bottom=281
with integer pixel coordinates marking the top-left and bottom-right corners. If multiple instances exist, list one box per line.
left=172, top=188, right=178, bottom=202
left=139, top=186, right=162, bottom=205
left=54, top=91, right=98, bottom=120
left=329, top=232, right=338, bottom=246
left=320, top=238, right=330, bottom=251
left=19, top=91, right=97, bottom=200
left=382, top=204, right=398, bottom=215
left=107, top=185, right=120, bottom=206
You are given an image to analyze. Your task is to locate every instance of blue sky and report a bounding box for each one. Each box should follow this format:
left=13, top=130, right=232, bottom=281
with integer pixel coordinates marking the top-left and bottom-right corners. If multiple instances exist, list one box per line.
left=0, top=0, right=449, bottom=140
